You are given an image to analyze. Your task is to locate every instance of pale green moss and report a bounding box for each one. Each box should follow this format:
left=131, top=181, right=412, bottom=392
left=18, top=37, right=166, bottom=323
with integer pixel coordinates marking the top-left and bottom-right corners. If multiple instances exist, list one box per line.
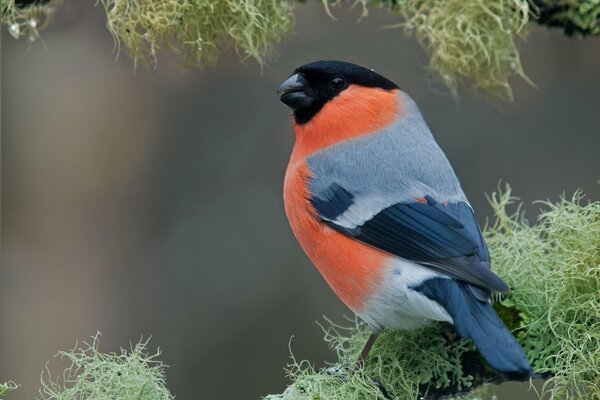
left=400, top=0, right=532, bottom=99
left=265, top=319, right=477, bottom=400
left=0, top=381, right=19, bottom=399
left=327, top=0, right=532, bottom=99
left=4, top=0, right=531, bottom=97
left=265, top=186, right=600, bottom=399
left=39, top=333, right=173, bottom=400
left=3, top=0, right=599, bottom=98
left=99, top=0, right=295, bottom=68
left=486, top=186, right=600, bottom=399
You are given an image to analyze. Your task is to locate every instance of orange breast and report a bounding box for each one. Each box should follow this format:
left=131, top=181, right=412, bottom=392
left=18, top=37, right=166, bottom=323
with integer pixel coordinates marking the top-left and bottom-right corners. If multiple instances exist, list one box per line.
left=291, top=86, right=401, bottom=162
left=283, top=161, right=388, bottom=312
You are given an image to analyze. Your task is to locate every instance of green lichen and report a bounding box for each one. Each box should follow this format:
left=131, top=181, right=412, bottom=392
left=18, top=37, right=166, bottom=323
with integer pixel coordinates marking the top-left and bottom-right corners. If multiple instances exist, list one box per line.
left=1, top=0, right=62, bottom=41
left=39, top=333, right=173, bottom=400
left=486, top=186, right=600, bottom=398
left=400, top=0, right=532, bottom=99
left=99, top=0, right=295, bottom=68
left=3, top=0, right=600, bottom=98
left=327, top=0, right=532, bottom=99
left=3, top=0, right=532, bottom=97
left=0, top=381, right=19, bottom=399
left=265, top=186, right=600, bottom=400
left=265, top=319, right=478, bottom=400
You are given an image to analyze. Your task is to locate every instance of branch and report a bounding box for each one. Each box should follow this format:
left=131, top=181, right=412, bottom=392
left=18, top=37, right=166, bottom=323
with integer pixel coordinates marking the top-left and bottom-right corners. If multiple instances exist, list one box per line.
left=3, top=1, right=600, bottom=99
left=265, top=186, right=600, bottom=400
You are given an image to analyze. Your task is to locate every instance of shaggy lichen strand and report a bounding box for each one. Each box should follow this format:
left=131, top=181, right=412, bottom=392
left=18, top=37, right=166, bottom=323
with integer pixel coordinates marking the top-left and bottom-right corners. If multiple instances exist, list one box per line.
left=39, top=334, right=173, bottom=400
left=265, top=187, right=600, bottom=400
left=486, top=187, right=600, bottom=399
left=265, top=320, right=479, bottom=400
left=323, top=0, right=531, bottom=99
left=1, top=0, right=61, bottom=41
left=4, top=1, right=600, bottom=98
left=399, top=0, right=531, bottom=99
left=100, top=0, right=294, bottom=68
left=0, top=381, right=19, bottom=399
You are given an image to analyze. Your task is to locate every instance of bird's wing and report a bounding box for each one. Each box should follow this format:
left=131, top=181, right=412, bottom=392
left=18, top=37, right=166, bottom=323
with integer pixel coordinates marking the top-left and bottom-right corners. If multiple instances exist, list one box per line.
left=309, top=182, right=508, bottom=294
left=303, top=96, right=507, bottom=294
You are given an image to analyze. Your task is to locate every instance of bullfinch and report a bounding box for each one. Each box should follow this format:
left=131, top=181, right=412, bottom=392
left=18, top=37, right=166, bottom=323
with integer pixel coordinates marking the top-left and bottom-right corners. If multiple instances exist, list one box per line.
left=277, top=60, right=533, bottom=379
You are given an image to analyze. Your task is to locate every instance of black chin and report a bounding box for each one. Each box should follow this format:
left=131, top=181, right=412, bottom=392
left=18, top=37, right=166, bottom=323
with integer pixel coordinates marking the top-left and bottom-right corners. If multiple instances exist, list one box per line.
left=280, top=91, right=313, bottom=111
left=280, top=92, right=325, bottom=124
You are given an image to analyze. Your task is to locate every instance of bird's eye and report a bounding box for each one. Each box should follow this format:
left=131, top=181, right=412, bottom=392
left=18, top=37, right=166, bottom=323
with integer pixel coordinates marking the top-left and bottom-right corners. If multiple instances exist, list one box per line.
left=329, top=77, right=346, bottom=91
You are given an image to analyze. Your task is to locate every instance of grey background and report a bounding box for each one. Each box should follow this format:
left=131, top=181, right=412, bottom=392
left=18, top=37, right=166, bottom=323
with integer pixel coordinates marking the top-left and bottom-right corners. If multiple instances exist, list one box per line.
left=1, top=1, right=599, bottom=399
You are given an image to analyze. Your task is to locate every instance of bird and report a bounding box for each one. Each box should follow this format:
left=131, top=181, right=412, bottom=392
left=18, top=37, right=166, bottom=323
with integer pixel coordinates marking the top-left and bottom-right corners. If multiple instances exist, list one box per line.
left=277, top=60, right=533, bottom=380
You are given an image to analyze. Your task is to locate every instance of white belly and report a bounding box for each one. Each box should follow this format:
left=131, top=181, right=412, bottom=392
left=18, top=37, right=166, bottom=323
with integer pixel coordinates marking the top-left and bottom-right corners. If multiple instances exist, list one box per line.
left=358, top=258, right=453, bottom=331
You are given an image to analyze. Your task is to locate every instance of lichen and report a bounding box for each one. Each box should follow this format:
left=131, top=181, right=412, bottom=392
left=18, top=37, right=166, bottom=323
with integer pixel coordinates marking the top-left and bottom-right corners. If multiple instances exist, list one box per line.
left=402, top=0, right=532, bottom=99
left=99, top=0, right=295, bottom=68
left=265, top=186, right=600, bottom=400
left=0, top=381, right=19, bottom=399
left=486, top=186, right=600, bottom=399
left=265, top=319, right=478, bottom=400
left=3, top=0, right=600, bottom=98
left=3, top=0, right=532, bottom=97
left=39, top=333, right=173, bottom=400
left=1, top=0, right=62, bottom=41
left=327, top=0, right=532, bottom=99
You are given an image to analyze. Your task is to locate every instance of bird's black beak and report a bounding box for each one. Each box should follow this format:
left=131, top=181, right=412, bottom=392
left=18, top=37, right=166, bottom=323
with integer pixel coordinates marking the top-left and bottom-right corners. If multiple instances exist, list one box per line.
left=278, top=73, right=312, bottom=111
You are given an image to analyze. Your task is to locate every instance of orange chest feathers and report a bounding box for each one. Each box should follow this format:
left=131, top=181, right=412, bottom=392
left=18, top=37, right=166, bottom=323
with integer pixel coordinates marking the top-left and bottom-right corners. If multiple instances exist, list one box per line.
left=289, top=86, right=401, bottom=163
left=283, top=161, right=388, bottom=312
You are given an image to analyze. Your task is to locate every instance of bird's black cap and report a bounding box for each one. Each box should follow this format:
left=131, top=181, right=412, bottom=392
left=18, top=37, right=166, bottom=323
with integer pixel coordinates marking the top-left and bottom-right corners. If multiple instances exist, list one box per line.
left=278, top=60, right=399, bottom=124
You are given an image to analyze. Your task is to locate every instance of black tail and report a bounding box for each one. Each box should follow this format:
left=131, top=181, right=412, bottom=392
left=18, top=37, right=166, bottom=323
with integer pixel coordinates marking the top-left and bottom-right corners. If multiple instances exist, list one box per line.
left=415, top=278, right=533, bottom=380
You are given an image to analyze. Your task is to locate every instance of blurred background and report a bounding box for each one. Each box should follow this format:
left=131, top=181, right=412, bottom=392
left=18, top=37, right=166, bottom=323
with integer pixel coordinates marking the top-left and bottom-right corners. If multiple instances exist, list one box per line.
left=1, top=1, right=599, bottom=398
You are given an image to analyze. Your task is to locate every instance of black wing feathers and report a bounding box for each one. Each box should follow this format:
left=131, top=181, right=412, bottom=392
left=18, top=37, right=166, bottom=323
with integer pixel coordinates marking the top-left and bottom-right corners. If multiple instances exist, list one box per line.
left=312, top=186, right=508, bottom=293
left=310, top=183, right=354, bottom=221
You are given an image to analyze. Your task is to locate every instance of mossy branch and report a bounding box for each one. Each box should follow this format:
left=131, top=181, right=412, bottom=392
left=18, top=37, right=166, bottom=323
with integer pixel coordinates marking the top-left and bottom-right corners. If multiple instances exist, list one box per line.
left=3, top=0, right=600, bottom=98
left=265, top=185, right=600, bottom=400
left=0, top=190, right=597, bottom=400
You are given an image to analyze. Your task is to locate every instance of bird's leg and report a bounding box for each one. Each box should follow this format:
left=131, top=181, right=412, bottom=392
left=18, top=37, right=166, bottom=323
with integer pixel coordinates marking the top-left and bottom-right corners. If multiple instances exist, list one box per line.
left=354, top=332, right=391, bottom=398
left=353, top=333, right=379, bottom=371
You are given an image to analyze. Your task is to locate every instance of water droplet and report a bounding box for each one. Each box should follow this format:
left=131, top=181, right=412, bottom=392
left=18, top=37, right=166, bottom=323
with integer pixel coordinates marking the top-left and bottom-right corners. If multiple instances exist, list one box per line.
left=9, top=23, right=20, bottom=38
left=29, top=18, right=37, bottom=28
left=510, top=61, right=517, bottom=70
